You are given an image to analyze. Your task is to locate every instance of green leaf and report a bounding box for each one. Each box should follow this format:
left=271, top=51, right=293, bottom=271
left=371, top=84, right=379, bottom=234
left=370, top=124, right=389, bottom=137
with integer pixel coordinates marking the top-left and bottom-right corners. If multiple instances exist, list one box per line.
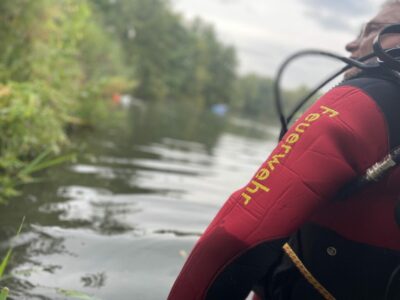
left=0, top=249, right=13, bottom=280
left=0, top=217, right=25, bottom=278
left=18, top=150, right=51, bottom=177
left=56, top=288, right=98, bottom=300
left=0, top=287, right=9, bottom=300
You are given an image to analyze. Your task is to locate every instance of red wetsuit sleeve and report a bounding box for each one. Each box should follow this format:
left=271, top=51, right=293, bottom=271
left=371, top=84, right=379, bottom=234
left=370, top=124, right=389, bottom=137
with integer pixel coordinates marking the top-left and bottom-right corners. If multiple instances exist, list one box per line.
left=167, top=84, right=388, bottom=300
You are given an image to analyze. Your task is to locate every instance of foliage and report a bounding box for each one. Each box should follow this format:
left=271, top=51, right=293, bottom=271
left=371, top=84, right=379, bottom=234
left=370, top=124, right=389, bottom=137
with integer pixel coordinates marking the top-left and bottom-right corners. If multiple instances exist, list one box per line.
left=233, top=73, right=313, bottom=124
left=0, top=287, right=8, bottom=300
left=0, top=0, right=308, bottom=199
left=56, top=288, right=98, bottom=300
left=0, top=81, right=73, bottom=199
left=0, top=0, right=132, bottom=198
left=90, top=0, right=237, bottom=105
left=0, top=82, right=67, bottom=158
left=233, top=74, right=276, bottom=121
left=0, top=217, right=25, bottom=300
left=0, top=217, right=25, bottom=278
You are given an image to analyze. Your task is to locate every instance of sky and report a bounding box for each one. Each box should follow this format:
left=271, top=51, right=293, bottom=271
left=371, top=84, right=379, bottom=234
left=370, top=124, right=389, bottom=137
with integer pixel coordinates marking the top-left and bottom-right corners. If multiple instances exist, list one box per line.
left=171, top=0, right=384, bottom=88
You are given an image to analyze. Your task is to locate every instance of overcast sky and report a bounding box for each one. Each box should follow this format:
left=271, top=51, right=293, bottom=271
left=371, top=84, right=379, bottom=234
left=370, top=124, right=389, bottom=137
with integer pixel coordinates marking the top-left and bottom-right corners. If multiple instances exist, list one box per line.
left=171, top=0, right=384, bottom=88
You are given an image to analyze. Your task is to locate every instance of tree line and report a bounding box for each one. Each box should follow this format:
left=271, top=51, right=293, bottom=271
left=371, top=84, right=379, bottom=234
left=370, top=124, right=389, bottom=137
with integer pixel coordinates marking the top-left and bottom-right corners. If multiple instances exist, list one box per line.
left=0, top=0, right=307, bottom=198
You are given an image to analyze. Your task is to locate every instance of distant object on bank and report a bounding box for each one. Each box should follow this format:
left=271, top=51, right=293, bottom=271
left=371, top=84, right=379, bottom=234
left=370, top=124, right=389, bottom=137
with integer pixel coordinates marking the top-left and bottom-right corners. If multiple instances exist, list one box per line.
left=211, top=103, right=228, bottom=116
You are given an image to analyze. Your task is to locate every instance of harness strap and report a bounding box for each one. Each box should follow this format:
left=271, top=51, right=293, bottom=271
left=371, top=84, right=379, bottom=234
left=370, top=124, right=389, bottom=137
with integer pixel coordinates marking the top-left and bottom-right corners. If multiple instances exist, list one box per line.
left=282, top=243, right=336, bottom=300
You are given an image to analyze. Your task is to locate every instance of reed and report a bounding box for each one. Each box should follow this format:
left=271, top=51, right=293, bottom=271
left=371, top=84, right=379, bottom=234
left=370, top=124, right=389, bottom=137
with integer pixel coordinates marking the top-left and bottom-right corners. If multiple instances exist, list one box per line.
left=0, top=217, right=25, bottom=300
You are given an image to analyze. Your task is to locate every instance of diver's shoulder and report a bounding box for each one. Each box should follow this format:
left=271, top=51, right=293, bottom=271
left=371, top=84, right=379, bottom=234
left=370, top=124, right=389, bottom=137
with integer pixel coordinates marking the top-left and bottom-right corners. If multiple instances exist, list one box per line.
left=337, top=75, right=400, bottom=108
left=339, top=75, right=400, bottom=149
left=339, top=74, right=400, bottom=94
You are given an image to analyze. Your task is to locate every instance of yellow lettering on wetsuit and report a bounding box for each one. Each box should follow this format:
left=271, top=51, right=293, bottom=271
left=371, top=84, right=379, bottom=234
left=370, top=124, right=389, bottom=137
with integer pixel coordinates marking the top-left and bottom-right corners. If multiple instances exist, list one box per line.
left=286, top=133, right=300, bottom=144
left=295, top=123, right=310, bottom=133
left=268, top=154, right=286, bottom=171
left=305, top=113, right=320, bottom=122
left=242, top=105, right=339, bottom=205
left=281, top=143, right=292, bottom=154
left=255, top=168, right=270, bottom=181
left=321, top=105, right=339, bottom=117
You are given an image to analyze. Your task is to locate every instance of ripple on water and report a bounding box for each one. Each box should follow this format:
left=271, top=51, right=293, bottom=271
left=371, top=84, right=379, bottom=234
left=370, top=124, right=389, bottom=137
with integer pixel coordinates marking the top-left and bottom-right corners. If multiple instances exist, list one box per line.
left=10, top=226, right=195, bottom=300
left=3, top=130, right=275, bottom=299
left=41, top=186, right=216, bottom=236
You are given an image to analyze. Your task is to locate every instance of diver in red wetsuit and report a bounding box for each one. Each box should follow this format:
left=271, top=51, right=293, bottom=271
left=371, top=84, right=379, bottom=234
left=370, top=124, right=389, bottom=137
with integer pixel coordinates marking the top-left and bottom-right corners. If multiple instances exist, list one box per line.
left=168, top=2, right=400, bottom=299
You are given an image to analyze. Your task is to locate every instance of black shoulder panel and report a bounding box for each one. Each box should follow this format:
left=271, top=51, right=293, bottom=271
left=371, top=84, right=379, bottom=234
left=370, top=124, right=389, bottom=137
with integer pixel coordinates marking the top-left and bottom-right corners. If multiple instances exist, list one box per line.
left=205, top=238, right=286, bottom=300
left=341, top=77, right=400, bottom=149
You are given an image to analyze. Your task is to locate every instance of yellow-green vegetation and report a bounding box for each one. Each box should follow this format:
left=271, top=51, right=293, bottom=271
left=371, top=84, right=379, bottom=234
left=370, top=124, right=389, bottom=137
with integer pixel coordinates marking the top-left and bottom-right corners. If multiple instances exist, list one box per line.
left=0, top=0, right=132, bottom=199
left=90, top=0, right=237, bottom=105
left=0, top=217, right=25, bottom=300
left=0, top=287, right=9, bottom=300
left=233, top=74, right=314, bottom=122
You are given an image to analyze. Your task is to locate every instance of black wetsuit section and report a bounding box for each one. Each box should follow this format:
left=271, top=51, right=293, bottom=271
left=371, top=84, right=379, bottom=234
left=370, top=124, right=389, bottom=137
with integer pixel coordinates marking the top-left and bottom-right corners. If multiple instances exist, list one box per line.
left=206, top=239, right=287, bottom=300
left=343, top=76, right=400, bottom=149
left=282, top=224, right=400, bottom=300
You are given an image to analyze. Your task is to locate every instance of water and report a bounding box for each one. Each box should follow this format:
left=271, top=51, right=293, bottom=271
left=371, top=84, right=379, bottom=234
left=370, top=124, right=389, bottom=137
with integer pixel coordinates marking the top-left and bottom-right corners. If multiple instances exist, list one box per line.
left=0, top=103, right=277, bottom=300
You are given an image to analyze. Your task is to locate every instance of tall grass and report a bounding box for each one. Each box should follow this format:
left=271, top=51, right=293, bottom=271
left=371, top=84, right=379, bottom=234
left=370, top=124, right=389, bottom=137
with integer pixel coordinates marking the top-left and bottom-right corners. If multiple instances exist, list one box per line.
left=0, top=288, right=8, bottom=300
left=0, top=217, right=25, bottom=278
left=0, top=217, right=25, bottom=300
left=0, top=151, right=76, bottom=201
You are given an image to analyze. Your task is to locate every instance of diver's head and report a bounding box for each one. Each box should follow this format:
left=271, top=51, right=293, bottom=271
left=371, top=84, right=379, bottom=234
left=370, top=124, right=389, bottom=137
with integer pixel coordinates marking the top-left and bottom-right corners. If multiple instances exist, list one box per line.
left=344, top=0, right=400, bottom=79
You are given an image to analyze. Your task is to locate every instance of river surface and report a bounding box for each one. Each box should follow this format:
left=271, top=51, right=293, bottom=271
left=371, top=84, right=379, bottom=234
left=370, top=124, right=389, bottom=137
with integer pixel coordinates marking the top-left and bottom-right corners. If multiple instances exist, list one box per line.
left=1, top=103, right=277, bottom=300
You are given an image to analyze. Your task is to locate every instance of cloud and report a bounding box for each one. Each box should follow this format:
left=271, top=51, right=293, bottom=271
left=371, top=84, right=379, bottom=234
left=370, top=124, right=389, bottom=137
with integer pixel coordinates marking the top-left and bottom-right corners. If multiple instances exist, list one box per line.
left=171, top=0, right=361, bottom=86
left=305, top=11, right=353, bottom=31
left=301, top=0, right=375, bottom=31
left=217, top=0, right=238, bottom=3
left=302, top=0, right=374, bottom=16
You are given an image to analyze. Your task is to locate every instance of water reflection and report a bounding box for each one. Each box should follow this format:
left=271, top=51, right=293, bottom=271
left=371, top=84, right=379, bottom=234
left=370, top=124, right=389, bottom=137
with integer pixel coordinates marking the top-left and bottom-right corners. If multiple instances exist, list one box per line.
left=81, top=272, right=106, bottom=288
left=0, top=102, right=275, bottom=299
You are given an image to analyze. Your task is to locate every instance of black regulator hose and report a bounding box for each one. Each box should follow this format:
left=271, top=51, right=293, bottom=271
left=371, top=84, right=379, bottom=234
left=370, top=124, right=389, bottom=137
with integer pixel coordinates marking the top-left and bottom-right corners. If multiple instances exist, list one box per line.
left=274, top=51, right=376, bottom=140
left=274, top=24, right=400, bottom=140
left=373, top=24, right=400, bottom=72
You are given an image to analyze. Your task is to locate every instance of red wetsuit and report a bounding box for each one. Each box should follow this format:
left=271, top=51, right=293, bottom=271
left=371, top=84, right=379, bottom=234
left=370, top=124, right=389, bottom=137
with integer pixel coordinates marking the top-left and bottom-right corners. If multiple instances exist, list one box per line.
left=168, top=76, right=400, bottom=300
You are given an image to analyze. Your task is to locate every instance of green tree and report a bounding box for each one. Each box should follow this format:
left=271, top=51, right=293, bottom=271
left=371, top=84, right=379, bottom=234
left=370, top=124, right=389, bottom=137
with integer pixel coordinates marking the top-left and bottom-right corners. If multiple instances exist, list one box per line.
left=234, top=74, right=276, bottom=121
left=90, top=0, right=237, bottom=107
left=233, top=73, right=312, bottom=124
left=184, top=19, right=237, bottom=107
